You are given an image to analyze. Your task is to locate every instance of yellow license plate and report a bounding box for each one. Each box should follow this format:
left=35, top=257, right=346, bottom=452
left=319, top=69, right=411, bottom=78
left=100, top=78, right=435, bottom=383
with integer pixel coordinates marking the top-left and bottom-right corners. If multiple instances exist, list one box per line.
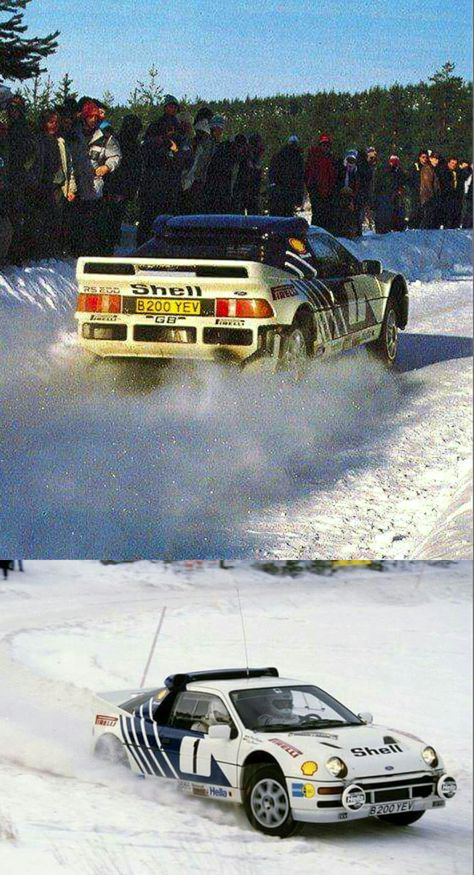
left=135, top=299, right=201, bottom=315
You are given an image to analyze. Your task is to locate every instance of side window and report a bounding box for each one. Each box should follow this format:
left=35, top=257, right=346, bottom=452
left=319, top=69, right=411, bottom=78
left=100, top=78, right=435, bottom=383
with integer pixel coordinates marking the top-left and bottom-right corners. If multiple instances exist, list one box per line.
left=169, top=692, right=232, bottom=733
left=307, top=235, right=340, bottom=278
left=326, top=238, right=361, bottom=277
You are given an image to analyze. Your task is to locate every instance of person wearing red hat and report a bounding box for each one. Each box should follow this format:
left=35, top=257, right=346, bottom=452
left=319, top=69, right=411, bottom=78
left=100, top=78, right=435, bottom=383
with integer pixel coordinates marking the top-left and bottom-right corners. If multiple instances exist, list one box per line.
left=304, top=133, right=339, bottom=231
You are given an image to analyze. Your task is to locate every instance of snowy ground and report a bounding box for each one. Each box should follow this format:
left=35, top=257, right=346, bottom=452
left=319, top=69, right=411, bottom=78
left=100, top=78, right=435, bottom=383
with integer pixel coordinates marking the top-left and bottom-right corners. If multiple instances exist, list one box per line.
left=0, top=560, right=471, bottom=875
left=0, top=229, right=471, bottom=559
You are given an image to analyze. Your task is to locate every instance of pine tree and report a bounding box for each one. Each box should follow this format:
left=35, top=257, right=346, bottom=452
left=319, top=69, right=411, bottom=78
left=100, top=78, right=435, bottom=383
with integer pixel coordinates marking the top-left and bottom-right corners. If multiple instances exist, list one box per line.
left=0, top=0, right=59, bottom=82
left=20, top=72, right=54, bottom=119
left=54, top=72, right=77, bottom=106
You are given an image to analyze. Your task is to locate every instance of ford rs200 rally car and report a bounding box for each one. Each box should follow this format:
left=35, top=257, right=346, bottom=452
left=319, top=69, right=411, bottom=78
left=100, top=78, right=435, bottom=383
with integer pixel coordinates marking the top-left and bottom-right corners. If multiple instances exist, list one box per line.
left=75, top=215, right=409, bottom=372
left=91, top=667, right=456, bottom=837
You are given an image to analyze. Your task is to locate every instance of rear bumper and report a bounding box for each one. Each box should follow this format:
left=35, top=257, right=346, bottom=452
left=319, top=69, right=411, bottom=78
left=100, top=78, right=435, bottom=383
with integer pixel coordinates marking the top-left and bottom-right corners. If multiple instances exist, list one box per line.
left=75, top=314, right=280, bottom=364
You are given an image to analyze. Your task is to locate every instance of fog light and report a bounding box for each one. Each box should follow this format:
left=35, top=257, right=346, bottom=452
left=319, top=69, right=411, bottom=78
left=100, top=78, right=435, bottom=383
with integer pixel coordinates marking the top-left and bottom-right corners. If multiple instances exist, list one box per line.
left=437, top=775, right=457, bottom=799
left=342, top=784, right=366, bottom=811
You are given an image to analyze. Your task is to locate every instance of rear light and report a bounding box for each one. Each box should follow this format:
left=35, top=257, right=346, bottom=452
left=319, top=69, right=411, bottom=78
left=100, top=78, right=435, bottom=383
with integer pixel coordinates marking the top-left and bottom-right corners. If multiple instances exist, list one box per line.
left=215, top=298, right=274, bottom=318
left=77, top=293, right=121, bottom=313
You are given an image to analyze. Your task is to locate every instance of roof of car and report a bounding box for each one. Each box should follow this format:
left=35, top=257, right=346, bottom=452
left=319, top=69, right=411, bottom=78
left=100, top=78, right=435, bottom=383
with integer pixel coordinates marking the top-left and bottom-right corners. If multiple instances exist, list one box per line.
left=152, top=214, right=311, bottom=237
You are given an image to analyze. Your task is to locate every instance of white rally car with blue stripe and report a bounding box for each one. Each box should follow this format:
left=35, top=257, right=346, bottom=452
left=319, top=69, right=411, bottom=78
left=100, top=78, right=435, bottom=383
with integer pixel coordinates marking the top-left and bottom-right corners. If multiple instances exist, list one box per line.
left=75, top=215, right=409, bottom=372
left=92, top=668, right=456, bottom=837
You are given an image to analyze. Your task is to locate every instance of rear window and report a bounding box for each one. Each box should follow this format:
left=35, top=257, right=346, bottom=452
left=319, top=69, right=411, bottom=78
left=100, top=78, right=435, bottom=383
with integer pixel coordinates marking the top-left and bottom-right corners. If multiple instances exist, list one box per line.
left=145, top=229, right=290, bottom=270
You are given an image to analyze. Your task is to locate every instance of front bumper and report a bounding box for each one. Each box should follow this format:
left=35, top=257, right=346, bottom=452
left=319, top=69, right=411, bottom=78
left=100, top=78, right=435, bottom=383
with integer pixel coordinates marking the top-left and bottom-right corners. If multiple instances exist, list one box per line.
left=289, top=770, right=452, bottom=824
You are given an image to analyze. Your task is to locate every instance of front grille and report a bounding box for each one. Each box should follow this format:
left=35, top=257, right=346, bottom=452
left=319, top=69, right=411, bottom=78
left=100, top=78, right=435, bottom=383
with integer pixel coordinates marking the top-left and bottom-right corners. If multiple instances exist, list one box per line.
left=203, top=328, right=253, bottom=346
left=133, top=326, right=196, bottom=344
left=317, top=774, right=435, bottom=809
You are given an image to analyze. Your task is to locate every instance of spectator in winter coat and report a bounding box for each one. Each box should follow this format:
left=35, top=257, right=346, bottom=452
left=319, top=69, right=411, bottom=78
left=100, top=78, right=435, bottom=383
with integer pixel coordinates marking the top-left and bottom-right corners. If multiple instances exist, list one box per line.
left=103, top=113, right=142, bottom=248
left=358, top=146, right=378, bottom=230
left=268, top=136, right=305, bottom=217
left=439, top=157, right=464, bottom=228
left=137, top=116, right=189, bottom=245
left=336, top=149, right=362, bottom=237
left=0, top=560, right=12, bottom=579
left=81, top=103, right=122, bottom=254
left=304, top=133, right=339, bottom=232
left=0, top=122, right=13, bottom=262
left=408, top=149, right=430, bottom=227
left=31, top=111, right=69, bottom=258
left=246, top=133, right=265, bottom=214
left=460, top=161, right=472, bottom=229
left=57, top=100, right=97, bottom=255
left=418, top=152, right=441, bottom=229
left=5, top=95, right=37, bottom=262
left=180, top=116, right=215, bottom=214
left=373, top=156, right=407, bottom=234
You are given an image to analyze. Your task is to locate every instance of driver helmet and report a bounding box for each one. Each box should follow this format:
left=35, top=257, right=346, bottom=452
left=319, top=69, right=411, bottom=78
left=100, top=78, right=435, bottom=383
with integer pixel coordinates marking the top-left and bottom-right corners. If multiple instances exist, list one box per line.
left=268, top=688, right=294, bottom=716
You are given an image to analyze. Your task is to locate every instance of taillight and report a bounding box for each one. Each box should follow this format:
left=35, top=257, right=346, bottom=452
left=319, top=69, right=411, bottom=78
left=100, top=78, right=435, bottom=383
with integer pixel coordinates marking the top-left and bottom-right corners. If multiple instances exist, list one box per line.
left=216, top=298, right=274, bottom=318
left=77, top=293, right=121, bottom=313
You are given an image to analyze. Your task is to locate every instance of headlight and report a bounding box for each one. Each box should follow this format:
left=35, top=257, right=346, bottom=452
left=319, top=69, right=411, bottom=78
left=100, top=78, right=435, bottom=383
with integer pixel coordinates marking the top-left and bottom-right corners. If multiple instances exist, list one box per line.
left=326, top=756, right=348, bottom=778
left=422, top=746, right=439, bottom=767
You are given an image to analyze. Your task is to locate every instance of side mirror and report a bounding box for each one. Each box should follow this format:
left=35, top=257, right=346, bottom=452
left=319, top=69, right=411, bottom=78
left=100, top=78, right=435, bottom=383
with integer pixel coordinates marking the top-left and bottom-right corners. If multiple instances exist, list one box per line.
left=362, top=259, right=382, bottom=276
left=208, top=723, right=232, bottom=740
left=358, top=711, right=374, bottom=725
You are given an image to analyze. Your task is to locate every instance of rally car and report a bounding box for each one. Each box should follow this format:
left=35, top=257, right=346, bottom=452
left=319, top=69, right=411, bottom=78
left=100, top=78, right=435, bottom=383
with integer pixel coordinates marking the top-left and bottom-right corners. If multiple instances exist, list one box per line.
left=92, top=667, right=456, bottom=837
left=75, top=215, right=409, bottom=373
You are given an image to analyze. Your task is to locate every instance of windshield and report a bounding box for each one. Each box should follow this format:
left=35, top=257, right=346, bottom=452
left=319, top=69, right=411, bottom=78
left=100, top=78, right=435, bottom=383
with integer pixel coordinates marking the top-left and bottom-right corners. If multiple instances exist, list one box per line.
left=230, top=685, right=362, bottom=732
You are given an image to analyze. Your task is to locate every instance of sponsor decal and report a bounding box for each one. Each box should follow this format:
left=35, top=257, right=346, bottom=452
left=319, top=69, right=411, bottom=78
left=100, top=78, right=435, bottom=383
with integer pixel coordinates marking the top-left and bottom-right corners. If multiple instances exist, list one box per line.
left=178, top=780, right=192, bottom=792
left=155, top=688, right=168, bottom=701
left=288, top=238, right=307, bottom=254
left=233, top=290, right=248, bottom=296
left=130, top=283, right=203, bottom=297
left=215, top=318, right=245, bottom=327
left=432, top=799, right=445, bottom=808
left=291, top=732, right=339, bottom=741
left=291, top=782, right=315, bottom=799
left=208, top=786, right=228, bottom=799
left=271, top=284, right=298, bottom=301
left=95, top=714, right=118, bottom=727
left=338, top=812, right=348, bottom=820
left=270, top=738, right=303, bottom=759
left=385, top=766, right=395, bottom=771
left=89, top=314, right=118, bottom=322
left=351, top=744, right=403, bottom=757
left=192, top=786, right=209, bottom=797
left=301, top=761, right=318, bottom=777
left=83, top=285, right=120, bottom=294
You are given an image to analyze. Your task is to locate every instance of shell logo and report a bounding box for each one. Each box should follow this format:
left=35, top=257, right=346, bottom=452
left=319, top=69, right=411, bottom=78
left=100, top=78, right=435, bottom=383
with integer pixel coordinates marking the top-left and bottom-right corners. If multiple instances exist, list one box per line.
left=301, top=760, right=318, bottom=776
left=289, top=237, right=307, bottom=254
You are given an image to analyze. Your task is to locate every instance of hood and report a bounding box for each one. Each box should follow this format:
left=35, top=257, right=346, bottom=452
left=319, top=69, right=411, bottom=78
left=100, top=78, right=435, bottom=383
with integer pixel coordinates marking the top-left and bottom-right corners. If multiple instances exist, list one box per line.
left=249, top=723, right=435, bottom=779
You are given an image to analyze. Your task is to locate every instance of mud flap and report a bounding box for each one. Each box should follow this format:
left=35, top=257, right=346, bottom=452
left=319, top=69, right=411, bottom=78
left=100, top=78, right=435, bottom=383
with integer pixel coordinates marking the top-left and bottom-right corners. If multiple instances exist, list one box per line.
left=241, top=335, right=281, bottom=373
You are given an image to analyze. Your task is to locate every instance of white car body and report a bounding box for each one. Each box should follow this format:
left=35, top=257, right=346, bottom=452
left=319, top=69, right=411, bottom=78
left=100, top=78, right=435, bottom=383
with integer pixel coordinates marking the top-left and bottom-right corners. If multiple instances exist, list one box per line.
left=91, top=669, right=456, bottom=834
left=75, top=216, right=408, bottom=369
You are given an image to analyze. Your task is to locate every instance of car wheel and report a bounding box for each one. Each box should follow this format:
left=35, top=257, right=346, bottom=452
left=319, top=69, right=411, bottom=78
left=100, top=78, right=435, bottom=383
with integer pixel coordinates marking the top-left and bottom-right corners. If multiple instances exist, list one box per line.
left=278, top=322, right=310, bottom=379
left=94, top=734, right=130, bottom=768
left=377, top=810, right=426, bottom=826
left=244, top=764, right=300, bottom=837
left=368, top=294, right=399, bottom=367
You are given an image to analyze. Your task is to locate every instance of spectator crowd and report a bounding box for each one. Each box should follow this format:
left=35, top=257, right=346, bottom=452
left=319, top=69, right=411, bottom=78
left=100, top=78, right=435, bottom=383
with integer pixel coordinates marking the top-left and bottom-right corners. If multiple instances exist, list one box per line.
left=0, top=86, right=472, bottom=265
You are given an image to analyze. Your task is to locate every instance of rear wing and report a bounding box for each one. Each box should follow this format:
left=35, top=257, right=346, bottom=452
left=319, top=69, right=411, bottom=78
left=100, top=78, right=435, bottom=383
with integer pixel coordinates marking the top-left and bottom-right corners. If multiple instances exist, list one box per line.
left=76, top=257, right=285, bottom=285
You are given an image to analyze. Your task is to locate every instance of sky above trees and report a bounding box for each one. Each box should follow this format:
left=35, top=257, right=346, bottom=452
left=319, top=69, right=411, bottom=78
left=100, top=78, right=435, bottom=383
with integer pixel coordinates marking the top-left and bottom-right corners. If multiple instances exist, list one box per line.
left=21, top=0, right=473, bottom=102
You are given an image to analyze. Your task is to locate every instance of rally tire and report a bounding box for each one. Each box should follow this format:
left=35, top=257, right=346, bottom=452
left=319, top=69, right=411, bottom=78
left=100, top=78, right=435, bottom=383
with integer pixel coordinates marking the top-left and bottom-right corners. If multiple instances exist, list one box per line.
left=94, top=734, right=130, bottom=768
left=368, top=294, right=399, bottom=367
left=377, top=810, right=426, bottom=826
left=243, top=764, right=300, bottom=838
left=278, top=317, right=311, bottom=378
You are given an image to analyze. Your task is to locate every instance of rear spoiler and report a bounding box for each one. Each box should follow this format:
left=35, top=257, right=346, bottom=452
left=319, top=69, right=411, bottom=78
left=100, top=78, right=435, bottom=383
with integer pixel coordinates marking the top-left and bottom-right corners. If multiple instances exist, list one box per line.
left=76, top=257, right=282, bottom=283
left=96, top=687, right=155, bottom=707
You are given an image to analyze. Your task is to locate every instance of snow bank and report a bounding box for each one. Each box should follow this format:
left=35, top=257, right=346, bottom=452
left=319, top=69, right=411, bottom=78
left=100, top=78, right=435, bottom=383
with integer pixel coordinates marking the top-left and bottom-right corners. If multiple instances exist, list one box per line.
left=414, top=461, right=473, bottom=559
left=343, top=228, right=472, bottom=283
left=0, top=229, right=471, bottom=310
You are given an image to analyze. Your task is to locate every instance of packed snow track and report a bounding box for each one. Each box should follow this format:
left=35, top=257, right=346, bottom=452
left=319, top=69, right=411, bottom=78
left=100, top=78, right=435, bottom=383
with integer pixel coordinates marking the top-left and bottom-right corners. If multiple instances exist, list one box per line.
left=0, top=230, right=471, bottom=559
left=0, top=561, right=471, bottom=874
